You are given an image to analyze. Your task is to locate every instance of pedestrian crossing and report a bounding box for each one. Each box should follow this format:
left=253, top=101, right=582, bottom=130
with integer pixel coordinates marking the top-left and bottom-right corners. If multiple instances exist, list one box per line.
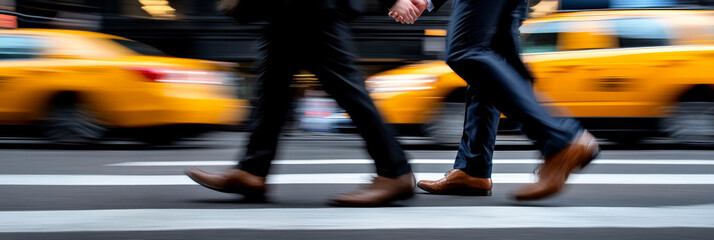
left=2, top=205, right=714, bottom=233
left=1, top=156, right=714, bottom=234
left=106, top=159, right=714, bottom=166
left=2, top=173, right=714, bottom=185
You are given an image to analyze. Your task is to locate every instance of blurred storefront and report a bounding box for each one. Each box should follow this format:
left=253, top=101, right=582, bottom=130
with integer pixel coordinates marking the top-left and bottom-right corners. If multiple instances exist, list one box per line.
left=5, top=0, right=714, bottom=64
left=14, top=0, right=100, bottom=30
left=6, top=0, right=453, bottom=66
left=0, top=0, right=17, bottom=29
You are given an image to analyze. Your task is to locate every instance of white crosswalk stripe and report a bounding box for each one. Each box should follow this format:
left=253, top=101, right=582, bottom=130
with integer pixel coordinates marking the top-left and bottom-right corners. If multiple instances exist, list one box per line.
left=1, top=173, right=714, bottom=185
left=105, top=159, right=714, bottom=166
left=3, top=156, right=714, bottom=234
left=2, top=204, right=714, bottom=233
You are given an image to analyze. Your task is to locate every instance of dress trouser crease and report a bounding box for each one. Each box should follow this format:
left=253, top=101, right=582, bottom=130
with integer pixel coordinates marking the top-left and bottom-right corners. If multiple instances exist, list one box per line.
left=448, top=0, right=582, bottom=178
left=238, top=15, right=412, bottom=178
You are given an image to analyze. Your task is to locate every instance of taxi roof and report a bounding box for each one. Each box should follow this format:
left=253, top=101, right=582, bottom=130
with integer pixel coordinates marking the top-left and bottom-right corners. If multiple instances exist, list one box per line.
left=532, top=9, right=714, bottom=23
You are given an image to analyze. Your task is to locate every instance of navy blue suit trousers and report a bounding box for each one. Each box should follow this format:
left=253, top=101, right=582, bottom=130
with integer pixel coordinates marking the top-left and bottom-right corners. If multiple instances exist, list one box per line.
left=445, top=0, right=582, bottom=178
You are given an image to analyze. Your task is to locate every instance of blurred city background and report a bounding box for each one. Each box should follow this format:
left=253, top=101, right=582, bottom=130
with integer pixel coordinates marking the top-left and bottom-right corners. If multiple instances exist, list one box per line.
left=1, top=0, right=714, bottom=145
left=1, top=0, right=713, bottom=239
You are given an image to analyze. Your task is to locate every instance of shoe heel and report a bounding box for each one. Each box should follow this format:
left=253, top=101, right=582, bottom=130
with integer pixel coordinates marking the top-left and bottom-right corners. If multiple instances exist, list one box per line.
left=581, top=146, right=600, bottom=169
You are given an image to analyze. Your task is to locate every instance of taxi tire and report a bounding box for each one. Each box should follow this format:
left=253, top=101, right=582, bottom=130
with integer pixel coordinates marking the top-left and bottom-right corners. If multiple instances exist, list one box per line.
left=134, top=126, right=200, bottom=146
left=424, top=102, right=465, bottom=146
left=661, top=101, right=714, bottom=146
left=42, top=93, right=106, bottom=145
left=604, top=134, right=644, bottom=146
left=136, top=133, right=181, bottom=146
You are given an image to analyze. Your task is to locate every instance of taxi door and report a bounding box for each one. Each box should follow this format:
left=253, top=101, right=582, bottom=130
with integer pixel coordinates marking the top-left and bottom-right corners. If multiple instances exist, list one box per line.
left=0, top=35, right=48, bottom=124
left=524, top=18, right=671, bottom=118
left=567, top=18, right=674, bottom=118
left=522, top=19, right=618, bottom=117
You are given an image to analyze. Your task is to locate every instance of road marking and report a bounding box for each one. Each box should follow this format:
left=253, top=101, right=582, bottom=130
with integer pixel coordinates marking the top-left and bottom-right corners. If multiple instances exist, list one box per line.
left=1, top=204, right=713, bottom=232
left=1, top=173, right=714, bottom=185
left=106, top=159, right=714, bottom=166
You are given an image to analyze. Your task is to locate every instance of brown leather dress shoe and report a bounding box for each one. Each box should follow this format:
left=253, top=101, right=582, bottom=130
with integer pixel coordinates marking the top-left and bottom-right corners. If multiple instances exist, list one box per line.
left=417, top=169, right=492, bottom=196
left=185, top=167, right=266, bottom=198
left=513, top=131, right=600, bottom=201
left=329, top=172, right=415, bottom=207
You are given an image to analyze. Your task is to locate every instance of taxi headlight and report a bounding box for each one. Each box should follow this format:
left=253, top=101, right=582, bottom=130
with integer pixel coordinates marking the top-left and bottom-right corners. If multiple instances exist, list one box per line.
left=366, top=74, right=438, bottom=93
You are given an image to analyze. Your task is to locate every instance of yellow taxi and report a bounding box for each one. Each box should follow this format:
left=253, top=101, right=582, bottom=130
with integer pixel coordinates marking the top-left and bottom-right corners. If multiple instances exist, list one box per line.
left=366, top=10, right=714, bottom=145
left=0, top=29, right=247, bottom=144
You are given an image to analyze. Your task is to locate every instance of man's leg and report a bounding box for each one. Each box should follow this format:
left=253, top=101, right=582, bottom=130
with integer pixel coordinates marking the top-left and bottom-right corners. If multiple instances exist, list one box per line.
left=442, top=0, right=523, bottom=182
left=307, top=16, right=414, bottom=206
left=184, top=27, right=298, bottom=198
left=416, top=0, right=513, bottom=196
left=445, top=0, right=580, bottom=157
left=445, top=0, right=599, bottom=201
left=492, top=0, right=533, bottom=83
left=453, top=86, right=500, bottom=178
left=236, top=39, right=299, bottom=177
left=415, top=85, right=497, bottom=196
left=310, top=18, right=411, bottom=178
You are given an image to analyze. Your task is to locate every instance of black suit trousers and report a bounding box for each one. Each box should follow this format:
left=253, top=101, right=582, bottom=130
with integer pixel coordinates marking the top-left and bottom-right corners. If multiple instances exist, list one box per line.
left=236, top=14, right=412, bottom=178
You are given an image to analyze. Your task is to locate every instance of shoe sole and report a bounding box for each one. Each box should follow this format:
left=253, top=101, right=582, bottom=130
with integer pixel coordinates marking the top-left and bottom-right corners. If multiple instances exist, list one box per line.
left=514, top=142, right=601, bottom=201
left=417, top=184, right=492, bottom=196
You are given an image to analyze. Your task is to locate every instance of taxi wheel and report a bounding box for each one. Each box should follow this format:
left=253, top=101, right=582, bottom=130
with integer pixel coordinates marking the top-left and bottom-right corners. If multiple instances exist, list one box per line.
left=424, top=102, right=465, bottom=146
left=43, top=94, right=107, bottom=145
left=137, top=135, right=180, bottom=146
left=135, top=127, right=190, bottom=146
left=603, top=133, right=644, bottom=146
left=661, top=101, right=714, bottom=146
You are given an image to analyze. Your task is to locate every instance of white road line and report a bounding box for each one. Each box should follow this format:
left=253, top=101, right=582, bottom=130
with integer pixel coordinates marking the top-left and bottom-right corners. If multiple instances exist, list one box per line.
left=106, top=159, right=714, bottom=166
left=1, top=204, right=713, bottom=232
left=1, top=173, right=714, bottom=185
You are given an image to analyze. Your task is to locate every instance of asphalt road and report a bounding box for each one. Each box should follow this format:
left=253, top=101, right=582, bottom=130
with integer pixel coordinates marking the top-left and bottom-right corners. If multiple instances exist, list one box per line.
left=0, top=132, right=713, bottom=240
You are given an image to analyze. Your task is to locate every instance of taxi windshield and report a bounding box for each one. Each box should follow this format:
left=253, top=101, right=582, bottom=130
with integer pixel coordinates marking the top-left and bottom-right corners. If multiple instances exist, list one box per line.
left=111, top=39, right=167, bottom=56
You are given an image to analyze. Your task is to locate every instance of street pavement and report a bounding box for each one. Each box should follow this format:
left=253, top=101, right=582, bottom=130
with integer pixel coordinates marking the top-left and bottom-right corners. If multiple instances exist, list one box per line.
left=0, top=132, right=713, bottom=240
